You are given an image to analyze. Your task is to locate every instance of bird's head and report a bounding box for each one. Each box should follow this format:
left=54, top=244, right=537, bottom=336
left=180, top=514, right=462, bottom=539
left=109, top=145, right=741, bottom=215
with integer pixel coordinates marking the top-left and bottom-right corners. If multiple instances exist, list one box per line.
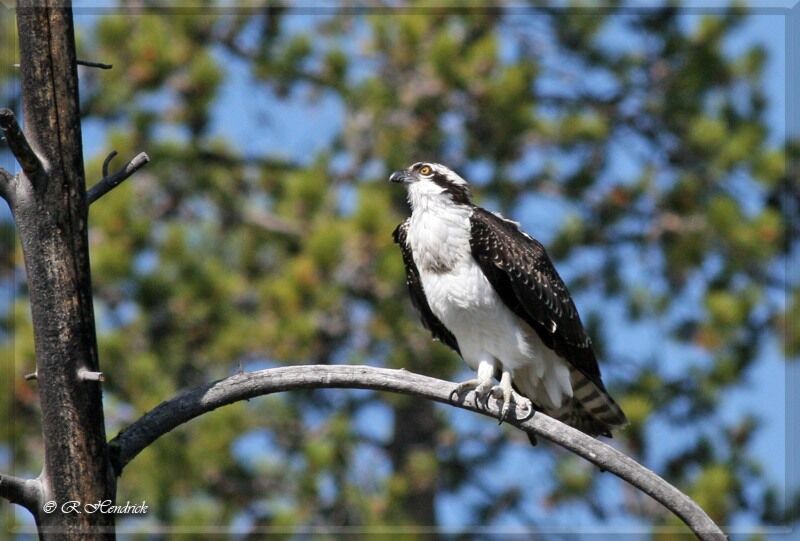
left=389, top=162, right=472, bottom=209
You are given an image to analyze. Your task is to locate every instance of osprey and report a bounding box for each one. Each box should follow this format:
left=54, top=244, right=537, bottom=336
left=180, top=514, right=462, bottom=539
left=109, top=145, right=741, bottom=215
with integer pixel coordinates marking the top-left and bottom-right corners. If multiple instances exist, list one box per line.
left=390, top=162, right=627, bottom=437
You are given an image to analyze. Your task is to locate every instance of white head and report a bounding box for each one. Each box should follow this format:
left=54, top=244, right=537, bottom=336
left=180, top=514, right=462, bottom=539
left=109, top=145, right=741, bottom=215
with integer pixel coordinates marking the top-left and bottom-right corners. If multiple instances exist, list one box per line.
left=389, top=162, right=473, bottom=211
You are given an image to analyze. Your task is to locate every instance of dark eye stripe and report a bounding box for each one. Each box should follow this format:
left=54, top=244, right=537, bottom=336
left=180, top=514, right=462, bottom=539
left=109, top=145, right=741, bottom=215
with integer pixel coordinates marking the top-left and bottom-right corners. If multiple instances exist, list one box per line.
left=430, top=171, right=472, bottom=205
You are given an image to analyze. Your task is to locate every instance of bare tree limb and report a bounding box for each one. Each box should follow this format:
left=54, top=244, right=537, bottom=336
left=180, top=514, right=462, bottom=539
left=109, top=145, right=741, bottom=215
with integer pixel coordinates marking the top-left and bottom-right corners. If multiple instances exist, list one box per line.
left=18, top=59, right=114, bottom=70
left=109, top=365, right=727, bottom=540
left=102, top=149, right=118, bottom=178
left=87, top=151, right=150, bottom=205
left=78, top=368, right=105, bottom=382
left=0, top=167, right=13, bottom=202
left=0, top=473, right=42, bottom=516
left=76, top=59, right=112, bottom=70
left=0, top=108, right=43, bottom=181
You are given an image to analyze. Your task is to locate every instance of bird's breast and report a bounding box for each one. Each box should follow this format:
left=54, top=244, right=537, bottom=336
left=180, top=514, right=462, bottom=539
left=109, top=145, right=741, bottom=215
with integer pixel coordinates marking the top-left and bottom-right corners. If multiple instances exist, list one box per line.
left=420, top=261, right=499, bottom=319
left=421, top=259, right=535, bottom=371
left=407, top=204, right=473, bottom=274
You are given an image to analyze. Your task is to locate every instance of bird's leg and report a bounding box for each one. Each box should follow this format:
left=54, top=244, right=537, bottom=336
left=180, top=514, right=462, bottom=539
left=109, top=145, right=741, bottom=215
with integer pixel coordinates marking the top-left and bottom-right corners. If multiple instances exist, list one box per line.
left=451, top=360, right=496, bottom=409
left=491, top=371, right=533, bottom=424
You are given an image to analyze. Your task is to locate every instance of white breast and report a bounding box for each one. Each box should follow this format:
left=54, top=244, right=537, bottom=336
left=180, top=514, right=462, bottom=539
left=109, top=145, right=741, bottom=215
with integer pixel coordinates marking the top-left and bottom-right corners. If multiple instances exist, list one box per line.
left=406, top=188, right=473, bottom=274
left=420, top=258, right=532, bottom=369
left=406, top=194, right=572, bottom=410
left=406, top=201, right=523, bottom=365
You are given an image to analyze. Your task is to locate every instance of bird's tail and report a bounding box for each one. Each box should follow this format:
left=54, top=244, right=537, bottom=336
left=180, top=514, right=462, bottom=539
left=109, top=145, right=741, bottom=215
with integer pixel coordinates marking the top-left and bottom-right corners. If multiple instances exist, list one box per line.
left=512, top=365, right=627, bottom=439
left=560, top=368, right=628, bottom=436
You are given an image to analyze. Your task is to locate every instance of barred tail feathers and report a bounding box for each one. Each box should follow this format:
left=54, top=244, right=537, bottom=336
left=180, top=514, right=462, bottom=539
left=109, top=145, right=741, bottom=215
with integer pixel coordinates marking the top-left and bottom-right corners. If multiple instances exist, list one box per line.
left=512, top=365, right=627, bottom=438
left=569, top=369, right=628, bottom=430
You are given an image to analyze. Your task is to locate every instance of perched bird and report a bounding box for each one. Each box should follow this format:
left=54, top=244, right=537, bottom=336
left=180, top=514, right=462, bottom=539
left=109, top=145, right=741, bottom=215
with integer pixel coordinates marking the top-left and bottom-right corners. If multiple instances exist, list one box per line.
left=390, top=162, right=627, bottom=438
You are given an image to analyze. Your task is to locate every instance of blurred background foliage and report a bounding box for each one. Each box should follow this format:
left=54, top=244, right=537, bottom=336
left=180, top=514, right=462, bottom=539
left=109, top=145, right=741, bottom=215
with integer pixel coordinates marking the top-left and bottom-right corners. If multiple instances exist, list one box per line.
left=1, top=2, right=798, bottom=537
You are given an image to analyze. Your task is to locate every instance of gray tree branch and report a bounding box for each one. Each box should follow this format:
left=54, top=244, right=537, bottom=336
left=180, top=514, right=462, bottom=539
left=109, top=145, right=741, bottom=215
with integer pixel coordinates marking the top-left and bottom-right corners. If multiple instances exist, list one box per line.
left=0, top=108, right=43, bottom=183
left=0, top=473, right=42, bottom=516
left=109, top=365, right=726, bottom=540
left=87, top=151, right=150, bottom=205
left=76, top=59, right=112, bottom=70
left=0, top=167, right=14, bottom=202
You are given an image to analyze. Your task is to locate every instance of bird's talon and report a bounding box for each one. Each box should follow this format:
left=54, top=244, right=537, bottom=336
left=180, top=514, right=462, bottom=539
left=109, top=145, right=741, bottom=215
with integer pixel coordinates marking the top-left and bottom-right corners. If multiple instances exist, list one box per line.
left=450, top=379, right=476, bottom=402
left=517, top=397, right=535, bottom=421
left=451, top=378, right=494, bottom=410
left=452, top=376, right=532, bottom=422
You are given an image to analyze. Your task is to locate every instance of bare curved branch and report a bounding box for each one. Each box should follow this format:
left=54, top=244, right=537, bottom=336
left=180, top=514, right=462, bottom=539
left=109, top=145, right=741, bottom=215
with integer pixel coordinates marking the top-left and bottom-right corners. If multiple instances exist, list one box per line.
left=102, top=149, right=118, bottom=178
left=109, top=365, right=726, bottom=540
left=0, top=167, right=13, bottom=202
left=87, top=151, right=150, bottom=205
left=0, top=472, right=42, bottom=516
left=0, top=108, right=43, bottom=182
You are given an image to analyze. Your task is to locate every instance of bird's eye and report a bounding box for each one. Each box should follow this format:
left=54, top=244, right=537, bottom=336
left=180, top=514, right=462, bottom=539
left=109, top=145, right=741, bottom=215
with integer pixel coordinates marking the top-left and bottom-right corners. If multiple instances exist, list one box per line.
left=419, top=165, right=432, bottom=176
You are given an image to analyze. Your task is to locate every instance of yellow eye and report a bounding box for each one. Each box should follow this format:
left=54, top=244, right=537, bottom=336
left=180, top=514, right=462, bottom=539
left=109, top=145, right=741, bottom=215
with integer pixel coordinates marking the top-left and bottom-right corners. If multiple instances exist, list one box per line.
left=419, top=165, right=432, bottom=176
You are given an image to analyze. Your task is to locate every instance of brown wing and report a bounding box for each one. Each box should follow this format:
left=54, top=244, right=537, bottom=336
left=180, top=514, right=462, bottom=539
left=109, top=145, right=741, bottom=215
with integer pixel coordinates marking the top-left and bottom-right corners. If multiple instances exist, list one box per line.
left=469, top=208, right=602, bottom=385
left=469, top=208, right=627, bottom=433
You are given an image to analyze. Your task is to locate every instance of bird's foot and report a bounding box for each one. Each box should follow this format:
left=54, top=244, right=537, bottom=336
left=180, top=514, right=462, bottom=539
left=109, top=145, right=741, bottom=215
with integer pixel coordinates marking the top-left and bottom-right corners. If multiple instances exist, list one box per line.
left=450, top=378, right=495, bottom=410
left=491, top=372, right=533, bottom=424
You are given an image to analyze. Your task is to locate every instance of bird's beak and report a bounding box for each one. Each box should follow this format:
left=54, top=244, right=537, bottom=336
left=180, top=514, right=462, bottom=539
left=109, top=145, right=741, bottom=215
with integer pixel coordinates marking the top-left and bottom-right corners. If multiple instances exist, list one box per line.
left=389, top=170, right=413, bottom=184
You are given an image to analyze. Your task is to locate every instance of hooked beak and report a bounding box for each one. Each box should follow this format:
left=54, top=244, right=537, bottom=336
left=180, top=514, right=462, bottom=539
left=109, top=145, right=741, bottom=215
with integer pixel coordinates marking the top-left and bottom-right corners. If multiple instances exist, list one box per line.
left=389, top=170, right=414, bottom=184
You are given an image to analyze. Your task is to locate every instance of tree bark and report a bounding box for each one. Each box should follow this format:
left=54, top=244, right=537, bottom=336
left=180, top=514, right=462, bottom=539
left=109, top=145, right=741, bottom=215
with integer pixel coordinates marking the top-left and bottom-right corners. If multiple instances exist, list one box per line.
left=6, top=2, right=116, bottom=537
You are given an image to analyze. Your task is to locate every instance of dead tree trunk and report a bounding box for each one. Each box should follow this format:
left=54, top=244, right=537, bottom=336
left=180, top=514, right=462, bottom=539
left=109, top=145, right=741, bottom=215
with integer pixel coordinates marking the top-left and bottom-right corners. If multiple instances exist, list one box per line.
left=1, top=2, right=116, bottom=538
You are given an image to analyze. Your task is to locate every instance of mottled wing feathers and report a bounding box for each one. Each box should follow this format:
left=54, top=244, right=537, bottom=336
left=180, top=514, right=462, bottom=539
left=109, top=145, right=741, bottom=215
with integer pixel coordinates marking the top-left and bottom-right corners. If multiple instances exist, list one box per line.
left=393, top=220, right=461, bottom=354
left=469, top=209, right=627, bottom=432
left=468, top=208, right=603, bottom=387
